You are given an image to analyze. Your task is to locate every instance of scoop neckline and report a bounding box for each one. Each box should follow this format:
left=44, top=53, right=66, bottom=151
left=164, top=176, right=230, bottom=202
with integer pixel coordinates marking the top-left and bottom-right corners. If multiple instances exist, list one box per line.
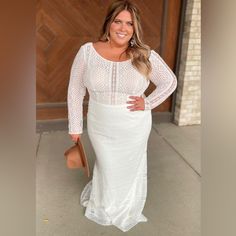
left=90, top=42, right=131, bottom=63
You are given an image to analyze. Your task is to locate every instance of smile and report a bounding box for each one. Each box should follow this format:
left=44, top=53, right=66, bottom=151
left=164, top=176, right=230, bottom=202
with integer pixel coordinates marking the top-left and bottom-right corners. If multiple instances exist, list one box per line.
left=116, top=33, right=127, bottom=38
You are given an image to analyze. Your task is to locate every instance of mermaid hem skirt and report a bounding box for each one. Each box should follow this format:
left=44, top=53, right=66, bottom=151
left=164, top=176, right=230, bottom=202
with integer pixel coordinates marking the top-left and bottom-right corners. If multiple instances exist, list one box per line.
left=80, top=98, right=152, bottom=232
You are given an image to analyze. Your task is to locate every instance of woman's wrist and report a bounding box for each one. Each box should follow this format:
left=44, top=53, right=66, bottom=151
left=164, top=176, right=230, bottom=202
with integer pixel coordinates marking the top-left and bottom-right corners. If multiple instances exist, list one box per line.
left=144, top=98, right=151, bottom=110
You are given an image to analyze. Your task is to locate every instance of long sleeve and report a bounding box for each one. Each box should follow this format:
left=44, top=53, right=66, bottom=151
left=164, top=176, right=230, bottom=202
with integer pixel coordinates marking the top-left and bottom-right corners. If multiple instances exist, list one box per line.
left=67, top=45, right=87, bottom=134
left=144, top=50, right=177, bottom=110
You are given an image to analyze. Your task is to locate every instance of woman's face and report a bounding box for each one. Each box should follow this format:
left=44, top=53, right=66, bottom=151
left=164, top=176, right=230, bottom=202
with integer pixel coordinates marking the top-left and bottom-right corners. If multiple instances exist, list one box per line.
left=109, top=10, right=134, bottom=47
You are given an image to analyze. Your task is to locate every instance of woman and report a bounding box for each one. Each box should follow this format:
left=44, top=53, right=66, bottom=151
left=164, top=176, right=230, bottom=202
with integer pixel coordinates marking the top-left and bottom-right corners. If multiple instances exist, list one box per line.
left=67, top=0, right=177, bottom=232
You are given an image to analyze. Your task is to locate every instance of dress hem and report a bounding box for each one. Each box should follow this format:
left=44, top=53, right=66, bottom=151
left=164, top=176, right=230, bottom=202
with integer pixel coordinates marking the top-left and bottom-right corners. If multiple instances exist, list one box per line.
left=84, top=210, right=148, bottom=232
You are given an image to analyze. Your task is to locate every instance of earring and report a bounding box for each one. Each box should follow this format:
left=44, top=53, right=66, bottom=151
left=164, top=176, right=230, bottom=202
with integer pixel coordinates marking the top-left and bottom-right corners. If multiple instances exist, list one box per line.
left=130, top=38, right=135, bottom=47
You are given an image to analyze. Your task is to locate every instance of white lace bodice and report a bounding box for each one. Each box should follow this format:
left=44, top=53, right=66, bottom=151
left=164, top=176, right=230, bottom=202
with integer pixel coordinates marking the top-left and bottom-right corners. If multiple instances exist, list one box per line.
left=68, top=42, right=177, bottom=134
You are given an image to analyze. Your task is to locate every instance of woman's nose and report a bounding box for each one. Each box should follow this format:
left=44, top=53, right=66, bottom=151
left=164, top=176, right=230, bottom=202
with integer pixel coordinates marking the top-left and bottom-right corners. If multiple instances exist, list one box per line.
left=119, top=23, right=126, bottom=31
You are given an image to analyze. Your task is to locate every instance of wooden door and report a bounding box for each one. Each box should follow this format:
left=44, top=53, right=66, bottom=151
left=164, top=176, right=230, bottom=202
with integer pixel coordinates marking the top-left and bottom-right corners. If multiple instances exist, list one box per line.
left=36, top=0, right=181, bottom=120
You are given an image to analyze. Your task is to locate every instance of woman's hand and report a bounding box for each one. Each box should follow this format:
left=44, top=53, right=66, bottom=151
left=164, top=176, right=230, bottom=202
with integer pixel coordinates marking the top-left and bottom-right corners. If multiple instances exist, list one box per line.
left=126, top=96, right=145, bottom=111
left=70, top=134, right=81, bottom=143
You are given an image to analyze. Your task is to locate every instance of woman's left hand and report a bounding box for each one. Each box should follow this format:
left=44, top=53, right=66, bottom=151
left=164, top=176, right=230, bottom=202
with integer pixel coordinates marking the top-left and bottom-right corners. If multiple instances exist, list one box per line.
left=126, top=96, right=145, bottom=111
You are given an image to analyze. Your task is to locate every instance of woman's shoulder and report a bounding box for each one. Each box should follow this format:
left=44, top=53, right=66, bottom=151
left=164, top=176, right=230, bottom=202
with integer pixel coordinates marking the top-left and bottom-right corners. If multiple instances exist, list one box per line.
left=79, top=41, right=93, bottom=50
left=149, top=48, right=160, bottom=57
left=78, top=41, right=106, bottom=54
left=75, top=42, right=94, bottom=58
left=149, top=49, right=164, bottom=62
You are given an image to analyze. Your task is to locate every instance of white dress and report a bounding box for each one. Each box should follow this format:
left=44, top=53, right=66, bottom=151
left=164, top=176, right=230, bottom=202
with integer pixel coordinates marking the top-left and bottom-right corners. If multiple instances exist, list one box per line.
left=67, top=42, right=177, bottom=232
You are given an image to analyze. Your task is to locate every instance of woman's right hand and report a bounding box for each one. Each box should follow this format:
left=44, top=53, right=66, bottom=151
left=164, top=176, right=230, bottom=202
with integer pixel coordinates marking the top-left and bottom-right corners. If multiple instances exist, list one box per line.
left=70, top=134, right=81, bottom=143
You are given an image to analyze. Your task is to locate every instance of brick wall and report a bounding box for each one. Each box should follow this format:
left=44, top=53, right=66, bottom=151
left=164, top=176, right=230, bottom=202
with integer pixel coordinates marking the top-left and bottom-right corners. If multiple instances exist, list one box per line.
left=174, top=0, right=201, bottom=125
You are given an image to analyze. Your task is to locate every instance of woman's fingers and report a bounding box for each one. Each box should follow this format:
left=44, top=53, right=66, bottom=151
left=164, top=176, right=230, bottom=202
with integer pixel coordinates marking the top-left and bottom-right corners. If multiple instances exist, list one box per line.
left=129, top=96, right=139, bottom=100
left=70, top=134, right=81, bottom=142
left=127, top=96, right=145, bottom=111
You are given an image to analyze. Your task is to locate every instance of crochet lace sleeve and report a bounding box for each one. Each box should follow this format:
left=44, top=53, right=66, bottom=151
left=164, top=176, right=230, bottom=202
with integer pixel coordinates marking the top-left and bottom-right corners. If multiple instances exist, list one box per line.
left=67, top=45, right=87, bottom=134
left=144, top=50, right=177, bottom=110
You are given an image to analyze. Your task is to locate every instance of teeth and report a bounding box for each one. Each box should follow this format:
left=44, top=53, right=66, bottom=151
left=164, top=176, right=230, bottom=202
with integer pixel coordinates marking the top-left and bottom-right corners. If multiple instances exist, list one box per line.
left=117, top=33, right=126, bottom=38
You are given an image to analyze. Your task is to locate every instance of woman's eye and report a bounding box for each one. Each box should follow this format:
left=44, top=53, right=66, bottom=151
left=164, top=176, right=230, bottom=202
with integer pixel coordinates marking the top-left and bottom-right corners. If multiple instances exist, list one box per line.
left=127, top=22, right=133, bottom=26
left=114, top=20, right=121, bottom=24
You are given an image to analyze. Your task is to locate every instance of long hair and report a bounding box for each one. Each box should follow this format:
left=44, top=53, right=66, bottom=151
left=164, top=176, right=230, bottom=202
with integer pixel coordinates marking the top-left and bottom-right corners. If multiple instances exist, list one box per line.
left=99, top=0, right=152, bottom=78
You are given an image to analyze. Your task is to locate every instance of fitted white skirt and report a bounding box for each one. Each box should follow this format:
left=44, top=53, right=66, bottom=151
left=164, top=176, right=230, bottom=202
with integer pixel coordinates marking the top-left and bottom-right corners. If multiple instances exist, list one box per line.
left=80, top=97, right=152, bottom=232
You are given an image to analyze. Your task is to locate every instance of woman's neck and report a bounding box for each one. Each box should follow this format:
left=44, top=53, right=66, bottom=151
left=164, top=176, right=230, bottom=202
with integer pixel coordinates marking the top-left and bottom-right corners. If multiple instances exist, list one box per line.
left=107, top=40, right=128, bottom=52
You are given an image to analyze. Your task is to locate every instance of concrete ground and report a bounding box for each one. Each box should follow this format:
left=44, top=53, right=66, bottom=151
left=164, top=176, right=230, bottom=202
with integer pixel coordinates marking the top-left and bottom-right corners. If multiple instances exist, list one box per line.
left=36, top=118, right=201, bottom=236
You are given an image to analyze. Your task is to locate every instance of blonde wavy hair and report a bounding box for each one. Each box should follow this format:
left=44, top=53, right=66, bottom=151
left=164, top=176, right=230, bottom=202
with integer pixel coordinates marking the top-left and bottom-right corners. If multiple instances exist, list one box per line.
left=99, top=0, right=152, bottom=78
